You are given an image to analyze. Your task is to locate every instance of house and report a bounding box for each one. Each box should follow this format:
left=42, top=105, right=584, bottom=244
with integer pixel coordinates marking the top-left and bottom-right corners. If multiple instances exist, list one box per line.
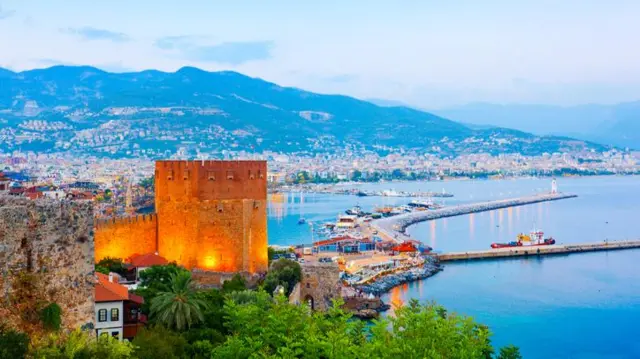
left=128, top=253, right=169, bottom=281
left=95, top=272, right=145, bottom=341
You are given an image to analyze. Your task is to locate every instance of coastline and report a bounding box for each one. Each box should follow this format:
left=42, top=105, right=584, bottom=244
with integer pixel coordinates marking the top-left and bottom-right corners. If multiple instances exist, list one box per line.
left=353, top=256, right=442, bottom=296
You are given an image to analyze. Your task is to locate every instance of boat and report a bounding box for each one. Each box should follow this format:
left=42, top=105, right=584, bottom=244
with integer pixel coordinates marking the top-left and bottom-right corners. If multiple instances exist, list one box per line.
left=336, top=215, right=358, bottom=228
left=298, top=218, right=306, bottom=225
left=491, top=229, right=556, bottom=249
left=345, top=205, right=364, bottom=216
left=356, top=191, right=368, bottom=197
left=381, top=189, right=402, bottom=197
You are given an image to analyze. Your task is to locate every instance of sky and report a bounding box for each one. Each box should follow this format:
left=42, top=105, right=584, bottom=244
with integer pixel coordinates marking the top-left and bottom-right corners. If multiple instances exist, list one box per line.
left=1, top=0, right=639, bottom=108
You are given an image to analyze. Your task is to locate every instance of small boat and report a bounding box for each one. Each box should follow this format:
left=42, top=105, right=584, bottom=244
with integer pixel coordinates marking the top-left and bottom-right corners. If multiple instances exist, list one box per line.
left=298, top=218, right=306, bottom=225
left=356, top=191, right=368, bottom=197
left=491, top=229, right=556, bottom=249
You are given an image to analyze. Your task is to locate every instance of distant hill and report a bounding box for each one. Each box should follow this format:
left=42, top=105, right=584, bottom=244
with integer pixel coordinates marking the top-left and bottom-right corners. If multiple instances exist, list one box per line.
left=432, top=102, right=640, bottom=149
left=0, top=66, right=608, bottom=157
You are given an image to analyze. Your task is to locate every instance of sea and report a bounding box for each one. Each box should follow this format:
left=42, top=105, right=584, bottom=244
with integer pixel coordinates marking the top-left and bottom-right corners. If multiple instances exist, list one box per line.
left=267, top=176, right=640, bottom=359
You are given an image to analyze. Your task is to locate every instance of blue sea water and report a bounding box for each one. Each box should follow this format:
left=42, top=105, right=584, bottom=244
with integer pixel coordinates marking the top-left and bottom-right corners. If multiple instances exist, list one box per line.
left=267, top=176, right=640, bottom=358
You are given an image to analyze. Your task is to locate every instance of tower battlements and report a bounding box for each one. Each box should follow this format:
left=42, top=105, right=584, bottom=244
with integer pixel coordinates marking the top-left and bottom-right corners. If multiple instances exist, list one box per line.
left=94, top=160, right=268, bottom=275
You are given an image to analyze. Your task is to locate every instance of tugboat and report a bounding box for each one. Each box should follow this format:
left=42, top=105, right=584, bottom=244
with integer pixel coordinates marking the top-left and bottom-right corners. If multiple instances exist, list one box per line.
left=491, top=229, right=556, bottom=249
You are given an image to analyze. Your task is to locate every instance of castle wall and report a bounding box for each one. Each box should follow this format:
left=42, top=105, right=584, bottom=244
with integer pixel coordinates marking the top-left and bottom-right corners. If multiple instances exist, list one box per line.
left=94, top=214, right=157, bottom=262
left=155, top=160, right=268, bottom=273
left=0, top=196, right=95, bottom=331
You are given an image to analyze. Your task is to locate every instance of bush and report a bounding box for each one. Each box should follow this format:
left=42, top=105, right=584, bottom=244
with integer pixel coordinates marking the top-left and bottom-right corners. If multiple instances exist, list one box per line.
left=0, top=326, right=29, bottom=359
left=39, top=303, right=62, bottom=332
left=262, top=259, right=302, bottom=296
left=132, top=326, right=188, bottom=359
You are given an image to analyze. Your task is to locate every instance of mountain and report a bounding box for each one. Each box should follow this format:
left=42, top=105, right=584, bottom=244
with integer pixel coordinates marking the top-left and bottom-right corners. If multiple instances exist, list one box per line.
left=0, top=66, right=608, bottom=158
left=432, top=102, right=640, bottom=149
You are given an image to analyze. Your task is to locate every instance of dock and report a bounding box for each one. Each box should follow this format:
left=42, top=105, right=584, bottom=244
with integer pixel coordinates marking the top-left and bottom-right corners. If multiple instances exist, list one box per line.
left=437, top=239, right=640, bottom=262
left=372, top=192, right=577, bottom=243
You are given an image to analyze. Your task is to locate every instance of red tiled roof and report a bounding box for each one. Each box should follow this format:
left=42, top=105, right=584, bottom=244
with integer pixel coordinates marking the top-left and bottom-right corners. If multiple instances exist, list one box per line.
left=95, top=273, right=129, bottom=302
left=128, top=253, right=168, bottom=267
left=129, top=293, right=145, bottom=305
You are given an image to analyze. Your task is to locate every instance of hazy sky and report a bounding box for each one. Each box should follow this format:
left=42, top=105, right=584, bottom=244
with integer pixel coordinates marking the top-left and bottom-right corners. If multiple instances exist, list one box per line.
left=1, top=0, right=639, bottom=107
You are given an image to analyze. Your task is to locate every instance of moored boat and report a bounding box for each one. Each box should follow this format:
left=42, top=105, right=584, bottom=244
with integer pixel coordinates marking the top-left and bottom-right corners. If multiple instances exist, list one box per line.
left=491, top=229, right=556, bottom=249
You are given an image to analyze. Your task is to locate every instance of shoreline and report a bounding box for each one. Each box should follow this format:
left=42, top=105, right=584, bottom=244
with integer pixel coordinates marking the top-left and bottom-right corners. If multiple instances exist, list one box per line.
left=352, top=256, right=442, bottom=296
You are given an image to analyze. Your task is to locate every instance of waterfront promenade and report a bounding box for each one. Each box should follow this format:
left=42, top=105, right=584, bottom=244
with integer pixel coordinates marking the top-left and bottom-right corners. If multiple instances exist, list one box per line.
left=437, top=239, right=640, bottom=262
left=372, top=192, right=577, bottom=243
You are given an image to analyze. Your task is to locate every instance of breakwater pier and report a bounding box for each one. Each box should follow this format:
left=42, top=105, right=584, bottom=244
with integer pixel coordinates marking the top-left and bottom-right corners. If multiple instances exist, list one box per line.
left=437, top=239, right=640, bottom=262
left=372, top=193, right=577, bottom=242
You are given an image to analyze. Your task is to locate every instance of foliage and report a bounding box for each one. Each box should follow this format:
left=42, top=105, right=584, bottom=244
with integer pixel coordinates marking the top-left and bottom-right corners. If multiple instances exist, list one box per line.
left=150, top=271, right=208, bottom=331
left=95, top=265, right=110, bottom=275
left=193, top=289, right=227, bottom=334
left=221, top=274, right=246, bottom=293
left=498, top=345, right=523, bottom=359
left=132, top=325, right=188, bottom=359
left=0, top=325, right=29, bottom=359
left=133, top=263, right=189, bottom=314
left=96, top=257, right=128, bottom=277
left=30, top=330, right=134, bottom=359
left=214, top=295, right=518, bottom=359
left=39, top=302, right=62, bottom=332
left=262, top=258, right=302, bottom=296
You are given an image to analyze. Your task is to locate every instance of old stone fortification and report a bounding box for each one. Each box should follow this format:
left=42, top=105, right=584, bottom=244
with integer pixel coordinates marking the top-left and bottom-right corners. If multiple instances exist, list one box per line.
left=94, top=160, right=268, bottom=275
left=294, top=262, right=342, bottom=311
left=94, top=214, right=157, bottom=262
left=0, top=195, right=95, bottom=331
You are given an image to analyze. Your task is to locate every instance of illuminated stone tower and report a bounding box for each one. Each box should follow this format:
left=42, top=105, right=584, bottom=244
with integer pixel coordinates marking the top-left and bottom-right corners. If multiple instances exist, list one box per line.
left=154, top=160, right=268, bottom=273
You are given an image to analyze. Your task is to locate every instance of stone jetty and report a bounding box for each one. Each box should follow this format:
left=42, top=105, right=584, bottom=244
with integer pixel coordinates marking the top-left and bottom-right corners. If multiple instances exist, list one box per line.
left=355, top=257, right=442, bottom=295
left=372, top=192, right=577, bottom=243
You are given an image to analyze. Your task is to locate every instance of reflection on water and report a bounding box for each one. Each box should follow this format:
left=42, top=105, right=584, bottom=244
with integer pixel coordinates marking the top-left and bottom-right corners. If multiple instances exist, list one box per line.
left=469, top=213, right=475, bottom=241
left=430, top=221, right=437, bottom=248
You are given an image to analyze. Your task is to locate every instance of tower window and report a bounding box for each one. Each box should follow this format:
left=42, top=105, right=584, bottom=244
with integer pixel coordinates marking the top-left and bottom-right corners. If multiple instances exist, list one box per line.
left=248, top=170, right=255, bottom=180
left=183, top=170, right=190, bottom=180
left=226, top=170, right=234, bottom=180
left=167, top=170, right=174, bottom=181
left=258, top=170, right=264, bottom=179
left=208, top=171, right=216, bottom=181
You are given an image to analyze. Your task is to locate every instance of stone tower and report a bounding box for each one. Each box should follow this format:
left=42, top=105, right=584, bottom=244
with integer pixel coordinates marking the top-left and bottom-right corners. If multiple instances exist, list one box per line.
left=154, top=160, right=268, bottom=273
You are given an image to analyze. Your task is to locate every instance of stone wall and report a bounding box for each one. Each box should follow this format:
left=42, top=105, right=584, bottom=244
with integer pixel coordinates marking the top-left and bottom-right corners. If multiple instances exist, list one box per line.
left=0, top=196, right=95, bottom=331
left=94, top=214, right=157, bottom=262
left=297, top=262, right=342, bottom=311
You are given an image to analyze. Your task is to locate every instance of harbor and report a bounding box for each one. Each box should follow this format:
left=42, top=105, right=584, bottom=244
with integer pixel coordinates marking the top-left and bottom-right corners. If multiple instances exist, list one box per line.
left=372, top=192, right=578, bottom=243
left=437, top=239, right=640, bottom=262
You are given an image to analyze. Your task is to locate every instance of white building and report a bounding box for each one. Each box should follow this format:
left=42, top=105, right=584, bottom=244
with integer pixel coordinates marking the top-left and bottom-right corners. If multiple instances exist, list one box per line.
left=95, top=272, right=145, bottom=341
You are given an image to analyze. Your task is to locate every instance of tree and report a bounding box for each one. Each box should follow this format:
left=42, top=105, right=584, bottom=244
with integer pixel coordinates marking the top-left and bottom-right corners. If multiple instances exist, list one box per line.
left=39, top=303, right=62, bottom=332
left=150, top=271, right=208, bottom=331
left=139, top=176, right=155, bottom=190
left=262, top=259, right=302, bottom=296
left=0, top=326, right=29, bottom=359
left=96, top=257, right=128, bottom=277
left=351, top=170, right=363, bottom=182
left=30, top=330, right=134, bottom=359
left=134, top=263, right=190, bottom=314
left=221, top=274, right=246, bottom=293
left=132, top=326, right=188, bottom=359
left=498, top=345, right=523, bottom=359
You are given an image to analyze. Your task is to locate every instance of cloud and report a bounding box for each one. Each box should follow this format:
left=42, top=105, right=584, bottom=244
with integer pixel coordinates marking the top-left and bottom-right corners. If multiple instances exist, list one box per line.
left=155, top=36, right=273, bottom=65
left=62, top=27, right=130, bottom=42
left=0, top=6, right=15, bottom=20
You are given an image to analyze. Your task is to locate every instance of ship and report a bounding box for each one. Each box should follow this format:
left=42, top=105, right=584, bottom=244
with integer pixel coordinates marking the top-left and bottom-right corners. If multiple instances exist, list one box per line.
left=491, top=229, right=556, bottom=249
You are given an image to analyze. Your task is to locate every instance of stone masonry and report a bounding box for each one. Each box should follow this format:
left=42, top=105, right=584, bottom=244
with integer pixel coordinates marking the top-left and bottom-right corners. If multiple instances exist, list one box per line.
left=0, top=195, right=95, bottom=331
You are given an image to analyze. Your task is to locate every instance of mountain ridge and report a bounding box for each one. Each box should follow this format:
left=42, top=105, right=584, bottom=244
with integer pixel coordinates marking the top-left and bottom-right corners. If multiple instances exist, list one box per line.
left=0, top=65, right=609, bottom=157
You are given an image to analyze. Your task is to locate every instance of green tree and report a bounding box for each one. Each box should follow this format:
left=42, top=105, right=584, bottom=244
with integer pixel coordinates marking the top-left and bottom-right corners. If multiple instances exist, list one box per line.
left=351, top=170, right=363, bottom=182
left=139, top=175, right=155, bottom=190
left=39, top=302, right=62, bottom=332
left=132, top=326, right=188, bottom=359
left=262, top=259, right=302, bottom=296
left=133, top=263, right=190, bottom=314
left=150, top=271, right=208, bottom=331
left=0, top=326, right=29, bottom=359
left=96, top=257, right=128, bottom=277
left=221, top=274, right=246, bottom=293
left=498, top=345, right=523, bottom=359
left=30, top=330, right=134, bottom=359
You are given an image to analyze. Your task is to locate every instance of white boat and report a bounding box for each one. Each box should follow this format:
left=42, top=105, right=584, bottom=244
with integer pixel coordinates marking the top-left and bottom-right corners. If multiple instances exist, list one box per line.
left=336, top=214, right=358, bottom=228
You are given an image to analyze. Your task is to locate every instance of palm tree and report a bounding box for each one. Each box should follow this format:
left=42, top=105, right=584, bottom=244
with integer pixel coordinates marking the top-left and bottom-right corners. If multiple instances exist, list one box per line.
left=150, top=271, right=208, bottom=331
